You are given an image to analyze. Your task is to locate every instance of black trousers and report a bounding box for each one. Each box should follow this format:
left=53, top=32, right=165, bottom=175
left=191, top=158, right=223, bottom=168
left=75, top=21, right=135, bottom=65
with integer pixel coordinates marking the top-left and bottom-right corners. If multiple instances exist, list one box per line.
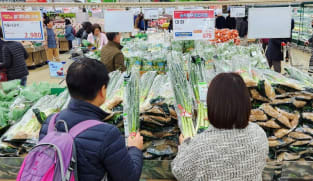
left=68, top=40, right=73, bottom=50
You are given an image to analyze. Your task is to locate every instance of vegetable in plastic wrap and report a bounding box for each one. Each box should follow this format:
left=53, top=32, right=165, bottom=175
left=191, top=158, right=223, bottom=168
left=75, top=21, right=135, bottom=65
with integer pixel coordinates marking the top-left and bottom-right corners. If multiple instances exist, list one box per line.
left=1, top=80, right=21, bottom=93
left=8, top=96, right=31, bottom=125
left=1, top=91, right=68, bottom=143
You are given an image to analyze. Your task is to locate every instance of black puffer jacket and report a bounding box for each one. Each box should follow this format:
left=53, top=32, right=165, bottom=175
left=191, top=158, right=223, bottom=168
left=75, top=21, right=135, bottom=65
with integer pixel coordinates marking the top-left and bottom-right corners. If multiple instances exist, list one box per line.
left=0, top=40, right=29, bottom=80
left=39, top=99, right=143, bottom=181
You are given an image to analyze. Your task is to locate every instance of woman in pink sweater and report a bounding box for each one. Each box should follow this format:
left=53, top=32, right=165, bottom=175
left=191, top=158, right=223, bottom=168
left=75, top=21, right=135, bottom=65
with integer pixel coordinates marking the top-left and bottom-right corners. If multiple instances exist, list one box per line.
left=87, top=24, right=108, bottom=50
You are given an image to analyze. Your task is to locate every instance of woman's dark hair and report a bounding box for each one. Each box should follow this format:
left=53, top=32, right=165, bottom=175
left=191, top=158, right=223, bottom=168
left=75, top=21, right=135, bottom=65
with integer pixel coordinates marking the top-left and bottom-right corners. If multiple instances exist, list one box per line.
left=65, top=19, right=71, bottom=25
left=91, top=24, right=102, bottom=34
left=44, top=19, right=53, bottom=26
left=207, top=73, right=251, bottom=129
left=66, top=58, right=110, bottom=101
left=83, top=22, right=92, bottom=34
left=106, top=32, right=119, bottom=41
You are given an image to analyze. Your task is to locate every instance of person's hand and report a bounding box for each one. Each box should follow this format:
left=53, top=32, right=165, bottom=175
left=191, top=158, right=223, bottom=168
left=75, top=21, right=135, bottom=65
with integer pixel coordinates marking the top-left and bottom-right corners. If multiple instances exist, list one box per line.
left=128, top=132, right=143, bottom=150
left=305, top=41, right=310, bottom=46
left=179, top=134, right=185, bottom=145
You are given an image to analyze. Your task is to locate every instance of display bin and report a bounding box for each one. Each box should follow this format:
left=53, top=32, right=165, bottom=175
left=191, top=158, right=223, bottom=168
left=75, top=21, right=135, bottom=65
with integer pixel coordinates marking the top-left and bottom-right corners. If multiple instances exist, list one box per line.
left=59, top=37, right=69, bottom=52
left=0, top=157, right=310, bottom=181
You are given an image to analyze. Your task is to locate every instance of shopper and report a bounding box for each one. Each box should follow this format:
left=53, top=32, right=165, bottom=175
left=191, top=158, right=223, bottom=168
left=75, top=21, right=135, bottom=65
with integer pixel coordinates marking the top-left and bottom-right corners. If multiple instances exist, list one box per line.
left=44, top=19, right=60, bottom=62
left=261, top=38, right=269, bottom=52
left=172, top=72, right=268, bottom=181
left=266, top=38, right=288, bottom=73
left=135, top=13, right=147, bottom=31
left=75, top=23, right=85, bottom=46
left=225, top=11, right=236, bottom=29
left=238, top=16, right=248, bottom=45
left=0, top=27, right=29, bottom=86
left=81, top=21, right=92, bottom=40
left=39, top=58, right=143, bottom=181
left=65, top=19, right=75, bottom=50
left=215, top=11, right=226, bottom=29
left=101, top=32, right=126, bottom=73
left=305, top=20, right=313, bottom=73
left=87, top=24, right=108, bottom=50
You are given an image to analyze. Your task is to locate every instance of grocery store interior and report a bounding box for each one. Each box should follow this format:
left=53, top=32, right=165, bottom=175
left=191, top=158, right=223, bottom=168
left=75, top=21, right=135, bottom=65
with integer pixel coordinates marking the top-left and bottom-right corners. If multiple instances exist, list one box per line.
left=1, top=1, right=313, bottom=181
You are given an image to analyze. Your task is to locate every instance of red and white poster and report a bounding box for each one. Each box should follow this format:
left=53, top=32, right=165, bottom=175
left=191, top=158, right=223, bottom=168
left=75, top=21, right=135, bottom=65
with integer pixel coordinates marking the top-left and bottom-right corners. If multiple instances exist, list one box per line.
left=173, top=10, right=215, bottom=40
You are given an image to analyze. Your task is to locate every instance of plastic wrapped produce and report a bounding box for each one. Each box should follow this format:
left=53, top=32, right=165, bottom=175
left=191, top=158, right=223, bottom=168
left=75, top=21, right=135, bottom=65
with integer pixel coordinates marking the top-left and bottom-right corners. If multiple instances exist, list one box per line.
left=1, top=91, right=68, bottom=143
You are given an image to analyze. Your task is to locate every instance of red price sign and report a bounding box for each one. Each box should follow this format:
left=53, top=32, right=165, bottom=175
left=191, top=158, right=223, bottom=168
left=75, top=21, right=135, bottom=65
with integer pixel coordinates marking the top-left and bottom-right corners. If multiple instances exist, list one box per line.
left=25, top=32, right=41, bottom=39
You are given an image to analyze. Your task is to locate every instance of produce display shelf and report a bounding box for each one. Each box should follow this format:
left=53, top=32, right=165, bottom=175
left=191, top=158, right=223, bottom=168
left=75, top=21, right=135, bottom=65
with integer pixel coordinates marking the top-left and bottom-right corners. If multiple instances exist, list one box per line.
left=0, top=157, right=312, bottom=181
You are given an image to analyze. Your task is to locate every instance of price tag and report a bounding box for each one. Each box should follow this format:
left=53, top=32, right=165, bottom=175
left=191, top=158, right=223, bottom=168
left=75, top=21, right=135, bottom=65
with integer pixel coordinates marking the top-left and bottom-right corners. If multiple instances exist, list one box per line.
left=0, top=11, right=44, bottom=41
left=230, top=7, right=246, bottom=18
left=173, top=10, right=215, bottom=40
left=198, top=82, right=208, bottom=103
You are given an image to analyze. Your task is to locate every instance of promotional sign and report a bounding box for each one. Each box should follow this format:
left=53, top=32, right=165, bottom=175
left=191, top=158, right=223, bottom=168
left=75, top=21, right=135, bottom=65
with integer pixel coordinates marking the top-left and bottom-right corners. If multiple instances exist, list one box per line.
left=76, top=12, right=89, bottom=24
left=48, top=61, right=65, bottom=78
left=0, top=11, right=44, bottom=41
left=104, top=10, right=134, bottom=32
left=248, top=7, right=292, bottom=39
left=143, top=8, right=159, bottom=19
left=230, top=7, right=245, bottom=17
left=173, top=10, right=215, bottom=40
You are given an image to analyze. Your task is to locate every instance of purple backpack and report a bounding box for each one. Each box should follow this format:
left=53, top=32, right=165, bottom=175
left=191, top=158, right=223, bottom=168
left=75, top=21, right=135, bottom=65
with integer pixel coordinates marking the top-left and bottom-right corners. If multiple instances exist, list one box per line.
left=17, top=113, right=103, bottom=181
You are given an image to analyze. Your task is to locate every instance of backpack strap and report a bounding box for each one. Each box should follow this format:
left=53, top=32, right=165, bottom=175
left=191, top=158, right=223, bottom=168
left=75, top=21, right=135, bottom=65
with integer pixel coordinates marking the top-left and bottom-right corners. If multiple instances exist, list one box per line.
left=69, top=120, right=103, bottom=138
left=47, top=113, right=60, bottom=134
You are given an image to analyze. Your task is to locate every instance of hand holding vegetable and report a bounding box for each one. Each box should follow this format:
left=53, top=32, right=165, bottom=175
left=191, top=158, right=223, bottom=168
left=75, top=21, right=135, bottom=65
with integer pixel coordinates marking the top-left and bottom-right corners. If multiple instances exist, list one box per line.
left=179, top=134, right=185, bottom=145
left=128, top=132, right=143, bottom=150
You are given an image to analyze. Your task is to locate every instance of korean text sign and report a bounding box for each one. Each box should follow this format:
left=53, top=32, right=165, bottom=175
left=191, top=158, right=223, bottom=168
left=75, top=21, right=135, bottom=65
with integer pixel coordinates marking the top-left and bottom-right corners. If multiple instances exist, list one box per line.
left=0, top=11, right=44, bottom=41
left=173, top=10, right=215, bottom=40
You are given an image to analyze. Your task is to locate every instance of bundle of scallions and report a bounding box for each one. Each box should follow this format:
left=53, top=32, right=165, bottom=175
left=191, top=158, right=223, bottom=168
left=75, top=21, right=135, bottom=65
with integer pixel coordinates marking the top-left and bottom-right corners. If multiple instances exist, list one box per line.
left=123, top=68, right=140, bottom=137
left=188, top=55, right=210, bottom=133
left=168, top=52, right=196, bottom=138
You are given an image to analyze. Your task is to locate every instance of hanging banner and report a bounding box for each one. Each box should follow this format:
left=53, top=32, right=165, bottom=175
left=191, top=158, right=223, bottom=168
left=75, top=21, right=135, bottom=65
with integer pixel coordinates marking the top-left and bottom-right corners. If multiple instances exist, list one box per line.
left=173, top=10, right=215, bottom=40
left=143, top=8, right=159, bottom=19
left=26, top=0, right=47, bottom=2
left=230, top=7, right=245, bottom=17
left=104, top=10, right=134, bottom=32
left=248, top=7, right=292, bottom=39
left=0, top=11, right=44, bottom=41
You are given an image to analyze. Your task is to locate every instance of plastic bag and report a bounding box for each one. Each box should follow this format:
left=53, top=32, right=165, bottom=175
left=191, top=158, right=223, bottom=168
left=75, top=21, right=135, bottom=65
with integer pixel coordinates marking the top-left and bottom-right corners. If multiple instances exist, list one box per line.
left=8, top=96, right=31, bottom=125
left=2, top=91, right=68, bottom=143
left=1, top=79, right=21, bottom=93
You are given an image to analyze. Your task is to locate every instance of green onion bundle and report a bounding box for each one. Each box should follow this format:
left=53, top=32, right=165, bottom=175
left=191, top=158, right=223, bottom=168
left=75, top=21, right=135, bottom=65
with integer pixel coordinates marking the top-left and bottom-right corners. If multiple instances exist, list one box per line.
left=123, top=68, right=140, bottom=137
left=168, top=53, right=196, bottom=138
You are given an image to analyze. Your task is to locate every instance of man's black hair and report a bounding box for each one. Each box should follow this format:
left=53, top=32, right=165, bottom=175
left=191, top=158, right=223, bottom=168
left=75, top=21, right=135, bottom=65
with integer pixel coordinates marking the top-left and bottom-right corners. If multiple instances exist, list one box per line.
left=106, top=32, right=119, bottom=41
left=66, top=58, right=110, bottom=101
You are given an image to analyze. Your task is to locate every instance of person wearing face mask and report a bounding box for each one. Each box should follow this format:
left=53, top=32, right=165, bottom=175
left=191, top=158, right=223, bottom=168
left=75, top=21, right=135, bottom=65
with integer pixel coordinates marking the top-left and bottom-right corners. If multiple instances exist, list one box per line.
left=87, top=24, right=108, bottom=50
left=305, top=20, right=313, bottom=73
left=100, top=32, right=126, bottom=73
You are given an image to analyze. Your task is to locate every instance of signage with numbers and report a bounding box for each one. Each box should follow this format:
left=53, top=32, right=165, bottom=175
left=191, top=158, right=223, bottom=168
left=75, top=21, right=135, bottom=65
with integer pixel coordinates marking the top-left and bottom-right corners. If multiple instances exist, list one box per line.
left=230, top=7, right=246, bottom=17
left=173, top=10, right=215, bottom=40
left=0, top=11, right=44, bottom=41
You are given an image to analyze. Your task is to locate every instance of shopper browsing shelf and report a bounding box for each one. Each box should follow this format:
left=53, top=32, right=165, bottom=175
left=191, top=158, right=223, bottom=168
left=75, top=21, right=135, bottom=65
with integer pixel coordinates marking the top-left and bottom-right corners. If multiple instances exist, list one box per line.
left=44, top=19, right=60, bottom=62
left=101, top=32, right=126, bottom=73
left=81, top=21, right=92, bottom=41
left=64, top=19, right=75, bottom=50
left=225, top=10, right=236, bottom=29
left=266, top=38, right=289, bottom=73
left=87, top=24, right=108, bottom=50
left=0, top=27, right=29, bottom=86
left=215, top=10, right=226, bottom=29
left=172, top=73, right=268, bottom=181
left=39, top=58, right=143, bottom=181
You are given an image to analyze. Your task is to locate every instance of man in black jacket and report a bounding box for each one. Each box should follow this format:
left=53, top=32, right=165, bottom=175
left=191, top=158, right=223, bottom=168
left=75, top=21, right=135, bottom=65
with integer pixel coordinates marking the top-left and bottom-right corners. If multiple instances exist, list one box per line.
left=0, top=26, right=29, bottom=86
left=266, top=38, right=289, bottom=73
left=225, top=11, right=236, bottom=29
left=40, top=58, right=143, bottom=181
